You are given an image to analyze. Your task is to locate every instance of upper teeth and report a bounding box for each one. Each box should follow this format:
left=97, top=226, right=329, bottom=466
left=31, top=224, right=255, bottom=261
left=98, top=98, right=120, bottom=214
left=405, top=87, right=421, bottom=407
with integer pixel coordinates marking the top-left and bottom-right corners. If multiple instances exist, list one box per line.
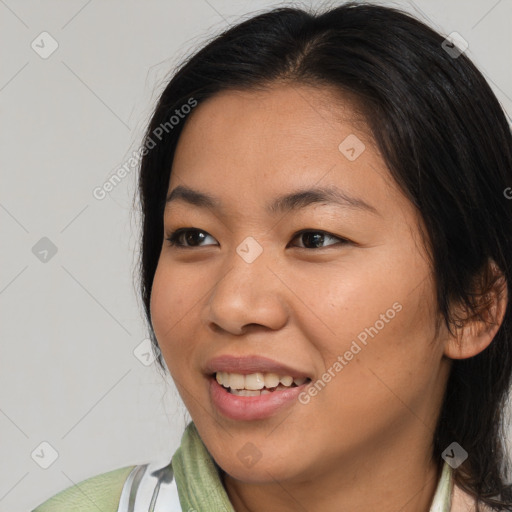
left=215, top=372, right=307, bottom=390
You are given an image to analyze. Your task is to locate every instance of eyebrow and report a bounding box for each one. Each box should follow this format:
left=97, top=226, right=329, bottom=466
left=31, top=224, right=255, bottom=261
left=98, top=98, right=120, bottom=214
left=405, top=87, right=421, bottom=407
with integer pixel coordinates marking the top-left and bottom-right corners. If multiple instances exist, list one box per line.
left=165, top=185, right=380, bottom=216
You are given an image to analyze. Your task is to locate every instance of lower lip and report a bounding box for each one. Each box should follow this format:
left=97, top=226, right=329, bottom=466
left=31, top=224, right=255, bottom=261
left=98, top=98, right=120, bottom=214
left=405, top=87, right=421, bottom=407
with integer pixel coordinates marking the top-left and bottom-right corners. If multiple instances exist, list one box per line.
left=209, top=376, right=310, bottom=421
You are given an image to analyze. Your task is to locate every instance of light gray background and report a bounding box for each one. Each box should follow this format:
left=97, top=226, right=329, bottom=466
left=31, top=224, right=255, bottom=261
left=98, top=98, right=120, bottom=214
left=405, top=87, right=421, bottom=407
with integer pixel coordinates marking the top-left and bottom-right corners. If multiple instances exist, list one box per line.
left=1, top=1, right=511, bottom=511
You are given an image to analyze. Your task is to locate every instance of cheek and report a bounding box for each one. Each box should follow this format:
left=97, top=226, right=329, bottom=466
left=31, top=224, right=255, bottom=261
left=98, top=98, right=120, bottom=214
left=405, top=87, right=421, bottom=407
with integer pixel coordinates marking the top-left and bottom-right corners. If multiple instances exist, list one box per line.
left=150, top=264, right=172, bottom=339
left=313, top=283, right=440, bottom=431
left=284, top=257, right=402, bottom=360
left=149, top=263, right=195, bottom=372
left=291, top=248, right=440, bottom=406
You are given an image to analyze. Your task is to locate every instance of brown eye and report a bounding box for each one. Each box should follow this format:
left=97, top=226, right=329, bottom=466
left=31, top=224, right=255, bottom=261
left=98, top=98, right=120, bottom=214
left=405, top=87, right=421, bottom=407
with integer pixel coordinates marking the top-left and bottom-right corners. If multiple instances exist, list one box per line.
left=165, top=228, right=348, bottom=250
left=290, top=230, right=348, bottom=249
left=166, top=228, right=217, bottom=248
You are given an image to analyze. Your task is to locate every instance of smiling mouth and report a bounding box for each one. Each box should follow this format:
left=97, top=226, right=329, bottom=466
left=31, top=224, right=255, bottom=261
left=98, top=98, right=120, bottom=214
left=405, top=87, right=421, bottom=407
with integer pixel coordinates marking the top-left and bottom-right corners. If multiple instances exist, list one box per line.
left=214, top=371, right=312, bottom=396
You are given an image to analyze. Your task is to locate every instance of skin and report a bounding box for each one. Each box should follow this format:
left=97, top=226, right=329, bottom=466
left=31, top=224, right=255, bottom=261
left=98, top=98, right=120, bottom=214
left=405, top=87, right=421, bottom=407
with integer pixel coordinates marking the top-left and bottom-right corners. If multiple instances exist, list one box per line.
left=149, top=84, right=506, bottom=512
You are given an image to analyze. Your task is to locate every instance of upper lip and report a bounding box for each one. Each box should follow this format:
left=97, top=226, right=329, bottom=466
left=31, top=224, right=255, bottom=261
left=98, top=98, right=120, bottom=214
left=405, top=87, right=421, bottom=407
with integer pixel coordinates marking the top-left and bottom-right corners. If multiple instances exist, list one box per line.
left=205, top=355, right=312, bottom=379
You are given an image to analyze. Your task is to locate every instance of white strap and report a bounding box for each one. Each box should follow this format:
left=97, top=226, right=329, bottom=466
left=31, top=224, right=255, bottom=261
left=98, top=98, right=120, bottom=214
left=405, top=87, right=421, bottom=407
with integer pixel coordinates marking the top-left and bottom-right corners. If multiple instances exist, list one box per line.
left=116, top=460, right=182, bottom=512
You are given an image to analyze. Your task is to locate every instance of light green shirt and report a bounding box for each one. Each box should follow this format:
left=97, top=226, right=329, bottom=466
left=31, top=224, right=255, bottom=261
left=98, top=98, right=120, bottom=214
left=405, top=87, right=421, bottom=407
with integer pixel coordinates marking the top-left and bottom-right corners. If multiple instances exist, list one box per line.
left=32, top=421, right=453, bottom=511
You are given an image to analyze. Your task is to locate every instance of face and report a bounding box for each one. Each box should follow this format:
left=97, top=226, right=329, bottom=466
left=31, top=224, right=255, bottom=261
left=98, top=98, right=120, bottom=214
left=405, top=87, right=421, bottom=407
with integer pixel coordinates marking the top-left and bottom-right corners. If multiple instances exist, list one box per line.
left=150, top=84, right=452, bottom=484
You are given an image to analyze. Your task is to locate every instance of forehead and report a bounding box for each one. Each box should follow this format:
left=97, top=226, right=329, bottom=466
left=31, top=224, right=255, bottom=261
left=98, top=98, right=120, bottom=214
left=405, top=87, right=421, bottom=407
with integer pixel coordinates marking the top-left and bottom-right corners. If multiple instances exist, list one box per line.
left=168, top=84, right=408, bottom=220
left=174, top=84, right=370, bottom=162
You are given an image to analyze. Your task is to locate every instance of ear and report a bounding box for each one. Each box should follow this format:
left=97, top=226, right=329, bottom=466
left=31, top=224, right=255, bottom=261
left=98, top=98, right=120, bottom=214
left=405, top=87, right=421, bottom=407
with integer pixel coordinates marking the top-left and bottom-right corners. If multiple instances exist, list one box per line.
left=444, top=260, right=508, bottom=360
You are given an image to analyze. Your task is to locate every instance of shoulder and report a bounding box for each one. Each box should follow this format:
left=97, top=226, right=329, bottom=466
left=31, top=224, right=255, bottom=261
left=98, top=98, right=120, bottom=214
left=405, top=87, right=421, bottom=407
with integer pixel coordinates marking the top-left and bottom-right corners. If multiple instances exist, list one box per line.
left=31, top=465, right=135, bottom=512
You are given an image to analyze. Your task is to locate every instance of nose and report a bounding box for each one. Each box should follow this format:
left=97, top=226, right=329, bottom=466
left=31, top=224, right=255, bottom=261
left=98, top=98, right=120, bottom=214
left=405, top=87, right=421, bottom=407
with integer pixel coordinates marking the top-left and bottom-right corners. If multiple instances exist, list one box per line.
left=201, top=242, right=290, bottom=336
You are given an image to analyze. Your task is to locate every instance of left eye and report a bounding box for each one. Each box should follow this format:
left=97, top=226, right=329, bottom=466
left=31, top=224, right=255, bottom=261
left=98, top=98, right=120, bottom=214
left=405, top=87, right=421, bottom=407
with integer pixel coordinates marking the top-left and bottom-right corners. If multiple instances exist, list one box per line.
left=289, top=230, right=347, bottom=249
left=165, top=228, right=347, bottom=249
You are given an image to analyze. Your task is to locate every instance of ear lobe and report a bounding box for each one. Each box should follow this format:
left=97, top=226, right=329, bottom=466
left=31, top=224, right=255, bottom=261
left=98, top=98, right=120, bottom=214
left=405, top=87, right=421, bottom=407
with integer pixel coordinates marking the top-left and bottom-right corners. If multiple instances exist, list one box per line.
left=443, top=260, right=508, bottom=360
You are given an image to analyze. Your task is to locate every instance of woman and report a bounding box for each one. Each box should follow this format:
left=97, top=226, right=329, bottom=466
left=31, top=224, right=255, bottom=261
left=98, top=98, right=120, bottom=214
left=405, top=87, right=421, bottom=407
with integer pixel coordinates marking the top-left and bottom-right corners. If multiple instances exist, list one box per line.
left=32, top=2, right=512, bottom=511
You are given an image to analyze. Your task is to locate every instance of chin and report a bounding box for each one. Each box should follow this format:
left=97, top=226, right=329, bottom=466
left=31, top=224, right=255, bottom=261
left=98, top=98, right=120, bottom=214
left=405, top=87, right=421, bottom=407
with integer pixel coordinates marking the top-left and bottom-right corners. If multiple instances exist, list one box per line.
left=214, top=450, right=305, bottom=484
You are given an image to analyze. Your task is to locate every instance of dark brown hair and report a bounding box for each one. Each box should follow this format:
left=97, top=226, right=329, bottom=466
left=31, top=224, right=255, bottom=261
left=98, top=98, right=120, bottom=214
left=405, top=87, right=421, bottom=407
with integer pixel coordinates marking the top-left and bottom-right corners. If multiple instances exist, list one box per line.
left=135, top=3, right=512, bottom=509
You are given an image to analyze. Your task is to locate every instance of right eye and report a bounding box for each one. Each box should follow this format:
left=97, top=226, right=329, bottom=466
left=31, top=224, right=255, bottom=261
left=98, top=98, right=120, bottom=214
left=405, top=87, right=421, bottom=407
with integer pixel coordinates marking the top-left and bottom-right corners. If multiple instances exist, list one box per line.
left=165, top=228, right=218, bottom=249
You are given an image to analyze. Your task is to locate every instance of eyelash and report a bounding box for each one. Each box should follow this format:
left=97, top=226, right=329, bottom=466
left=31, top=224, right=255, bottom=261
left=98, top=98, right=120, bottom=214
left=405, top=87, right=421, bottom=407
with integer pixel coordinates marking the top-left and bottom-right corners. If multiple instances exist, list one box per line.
left=165, top=228, right=350, bottom=250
